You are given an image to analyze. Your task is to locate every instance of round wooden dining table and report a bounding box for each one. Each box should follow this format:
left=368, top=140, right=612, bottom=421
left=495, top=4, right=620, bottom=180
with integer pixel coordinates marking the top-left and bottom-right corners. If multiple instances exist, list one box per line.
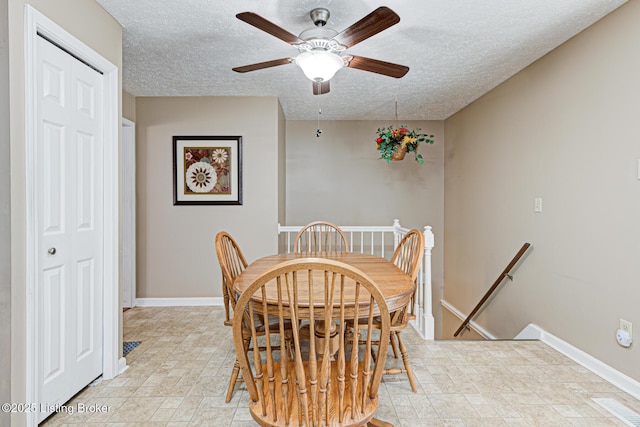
left=233, top=252, right=415, bottom=359
left=233, top=252, right=415, bottom=314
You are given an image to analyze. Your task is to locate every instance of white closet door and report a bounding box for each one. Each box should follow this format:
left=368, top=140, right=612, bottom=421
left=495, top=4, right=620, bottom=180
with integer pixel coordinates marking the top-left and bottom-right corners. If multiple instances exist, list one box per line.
left=36, top=35, right=104, bottom=422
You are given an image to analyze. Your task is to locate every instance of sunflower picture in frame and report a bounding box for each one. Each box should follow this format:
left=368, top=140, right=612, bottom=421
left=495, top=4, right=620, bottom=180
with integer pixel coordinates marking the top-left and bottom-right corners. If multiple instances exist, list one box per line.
left=173, top=136, right=243, bottom=205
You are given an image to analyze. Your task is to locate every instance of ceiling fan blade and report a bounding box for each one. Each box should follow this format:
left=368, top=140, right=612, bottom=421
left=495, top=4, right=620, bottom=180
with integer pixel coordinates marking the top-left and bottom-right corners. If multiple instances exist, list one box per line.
left=333, top=7, right=400, bottom=49
left=236, top=12, right=305, bottom=45
left=347, top=55, right=409, bottom=78
left=233, top=58, right=293, bottom=73
left=312, top=80, right=330, bottom=95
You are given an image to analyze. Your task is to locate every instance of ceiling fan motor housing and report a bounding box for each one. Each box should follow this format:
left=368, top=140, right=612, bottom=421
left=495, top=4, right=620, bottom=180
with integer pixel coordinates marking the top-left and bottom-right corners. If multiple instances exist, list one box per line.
left=310, top=8, right=330, bottom=27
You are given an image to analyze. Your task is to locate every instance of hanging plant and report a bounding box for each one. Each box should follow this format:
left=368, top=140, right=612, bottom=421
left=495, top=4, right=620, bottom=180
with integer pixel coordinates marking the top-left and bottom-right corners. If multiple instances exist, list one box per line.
left=375, top=125, right=434, bottom=164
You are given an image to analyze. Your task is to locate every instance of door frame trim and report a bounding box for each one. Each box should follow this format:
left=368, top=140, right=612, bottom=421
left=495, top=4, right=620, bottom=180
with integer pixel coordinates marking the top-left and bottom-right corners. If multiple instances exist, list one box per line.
left=121, top=117, right=136, bottom=308
left=24, top=6, right=120, bottom=425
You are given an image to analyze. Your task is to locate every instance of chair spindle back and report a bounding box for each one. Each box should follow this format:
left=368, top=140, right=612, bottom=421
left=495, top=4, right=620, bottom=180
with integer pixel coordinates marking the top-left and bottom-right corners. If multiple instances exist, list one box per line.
left=293, top=221, right=349, bottom=254
left=215, top=231, right=249, bottom=324
left=233, top=258, right=390, bottom=427
left=390, top=228, right=424, bottom=324
left=391, top=229, right=424, bottom=282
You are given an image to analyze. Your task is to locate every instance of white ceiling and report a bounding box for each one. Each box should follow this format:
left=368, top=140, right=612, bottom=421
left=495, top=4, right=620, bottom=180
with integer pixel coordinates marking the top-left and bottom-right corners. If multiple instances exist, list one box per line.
left=96, top=0, right=626, bottom=120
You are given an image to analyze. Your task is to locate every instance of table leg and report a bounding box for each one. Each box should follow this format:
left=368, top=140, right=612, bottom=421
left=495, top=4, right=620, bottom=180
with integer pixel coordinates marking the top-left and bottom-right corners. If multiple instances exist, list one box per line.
left=298, top=320, right=340, bottom=359
left=314, top=320, right=340, bottom=359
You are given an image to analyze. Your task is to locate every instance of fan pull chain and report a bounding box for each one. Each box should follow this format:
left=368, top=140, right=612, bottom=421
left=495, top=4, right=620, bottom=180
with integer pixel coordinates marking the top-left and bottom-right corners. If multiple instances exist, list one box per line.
left=395, top=99, right=399, bottom=128
left=316, top=99, right=322, bottom=138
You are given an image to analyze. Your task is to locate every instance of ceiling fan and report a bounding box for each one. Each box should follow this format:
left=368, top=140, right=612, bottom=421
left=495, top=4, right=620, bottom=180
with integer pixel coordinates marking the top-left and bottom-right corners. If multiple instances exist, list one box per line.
left=232, top=6, right=409, bottom=95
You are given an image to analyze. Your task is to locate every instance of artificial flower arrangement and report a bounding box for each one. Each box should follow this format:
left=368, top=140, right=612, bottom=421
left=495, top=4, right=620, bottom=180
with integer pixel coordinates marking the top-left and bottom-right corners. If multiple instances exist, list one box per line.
left=375, top=125, right=434, bottom=164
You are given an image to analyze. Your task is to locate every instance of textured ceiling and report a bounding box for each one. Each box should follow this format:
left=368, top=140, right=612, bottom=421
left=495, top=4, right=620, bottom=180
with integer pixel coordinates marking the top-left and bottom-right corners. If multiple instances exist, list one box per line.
left=96, top=0, right=626, bottom=120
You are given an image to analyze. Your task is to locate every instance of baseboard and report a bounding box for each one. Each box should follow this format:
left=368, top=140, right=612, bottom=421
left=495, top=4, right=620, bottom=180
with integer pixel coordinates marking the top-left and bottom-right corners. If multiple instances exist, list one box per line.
left=118, top=357, right=128, bottom=375
left=440, top=299, right=497, bottom=339
left=135, top=297, right=224, bottom=307
left=410, top=313, right=435, bottom=340
left=516, top=324, right=640, bottom=400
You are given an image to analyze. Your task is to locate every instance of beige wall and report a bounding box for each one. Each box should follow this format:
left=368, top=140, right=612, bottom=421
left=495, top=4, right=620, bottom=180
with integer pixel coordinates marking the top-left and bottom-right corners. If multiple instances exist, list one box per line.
left=441, top=309, right=484, bottom=341
left=135, top=96, right=284, bottom=299
left=123, top=90, right=136, bottom=122
left=285, top=120, right=445, bottom=336
left=444, top=1, right=640, bottom=380
left=1, top=1, right=11, bottom=424
left=8, top=1, right=122, bottom=423
left=278, top=102, right=286, bottom=225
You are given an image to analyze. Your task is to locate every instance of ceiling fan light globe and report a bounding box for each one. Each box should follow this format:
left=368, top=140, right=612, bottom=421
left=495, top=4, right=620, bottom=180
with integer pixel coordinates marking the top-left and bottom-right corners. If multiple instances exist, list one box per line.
left=295, top=50, right=344, bottom=82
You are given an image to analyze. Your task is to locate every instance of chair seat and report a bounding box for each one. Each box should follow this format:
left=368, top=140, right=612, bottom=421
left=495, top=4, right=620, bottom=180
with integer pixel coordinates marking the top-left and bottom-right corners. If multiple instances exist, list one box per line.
left=249, top=360, right=379, bottom=427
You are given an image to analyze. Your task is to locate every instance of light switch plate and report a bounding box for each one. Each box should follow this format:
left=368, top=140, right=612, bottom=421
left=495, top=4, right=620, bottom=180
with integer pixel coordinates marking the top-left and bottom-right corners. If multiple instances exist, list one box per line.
left=534, top=197, right=543, bottom=213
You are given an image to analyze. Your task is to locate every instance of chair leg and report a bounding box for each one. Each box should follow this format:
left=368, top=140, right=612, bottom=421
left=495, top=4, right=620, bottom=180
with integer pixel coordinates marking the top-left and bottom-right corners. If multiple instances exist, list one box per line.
left=223, top=293, right=230, bottom=324
left=389, top=331, right=400, bottom=359
left=286, top=331, right=294, bottom=360
left=225, top=359, right=241, bottom=403
left=396, top=331, right=417, bottom=393
left=226, top=337, right=251, bottom=403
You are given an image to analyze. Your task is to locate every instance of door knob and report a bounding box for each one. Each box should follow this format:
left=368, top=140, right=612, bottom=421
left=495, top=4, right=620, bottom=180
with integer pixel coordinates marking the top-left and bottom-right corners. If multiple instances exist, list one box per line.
left=48, top=247, right=56, bottom=255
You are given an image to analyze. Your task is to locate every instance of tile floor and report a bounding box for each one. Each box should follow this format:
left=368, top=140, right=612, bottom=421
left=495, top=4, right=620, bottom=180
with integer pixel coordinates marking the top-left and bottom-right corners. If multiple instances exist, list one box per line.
left=42, top=306, right=640, bottom=426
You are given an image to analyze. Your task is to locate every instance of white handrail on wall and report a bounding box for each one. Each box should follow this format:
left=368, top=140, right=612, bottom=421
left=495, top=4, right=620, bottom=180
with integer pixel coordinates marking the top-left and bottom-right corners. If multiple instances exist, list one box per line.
left=277, top=219, right=435, bottom=340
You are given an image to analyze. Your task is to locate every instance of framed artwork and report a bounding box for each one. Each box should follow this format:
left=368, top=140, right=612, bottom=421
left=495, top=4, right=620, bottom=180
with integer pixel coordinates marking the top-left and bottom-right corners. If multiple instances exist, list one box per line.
left=173, top=136, right=243, bottom=205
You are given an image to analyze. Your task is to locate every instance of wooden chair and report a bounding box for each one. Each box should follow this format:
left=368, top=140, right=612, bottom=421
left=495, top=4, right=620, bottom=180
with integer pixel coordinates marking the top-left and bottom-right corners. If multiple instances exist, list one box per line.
left=215, top=231, right=292, bottom=403
left=232, top=258, right=392, bottom=427
left=294, top=221, right=349, bottom=254
left=354, top=229, right=424, bottom=392
left=385, top=229, right=424, bottom=392
left=216, top=231, right=248, bottom=327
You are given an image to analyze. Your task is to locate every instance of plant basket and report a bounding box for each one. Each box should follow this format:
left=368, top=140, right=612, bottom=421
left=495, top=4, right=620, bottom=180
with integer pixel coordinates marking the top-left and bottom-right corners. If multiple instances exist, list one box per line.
left=375, top=125, right=433, bottom=164
left=391, top=145, right=408, bottom=161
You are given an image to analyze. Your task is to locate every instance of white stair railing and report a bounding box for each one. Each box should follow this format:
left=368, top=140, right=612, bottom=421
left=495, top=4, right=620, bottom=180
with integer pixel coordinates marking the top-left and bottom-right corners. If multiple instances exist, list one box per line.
left=278, top=219, right=434, bottom=340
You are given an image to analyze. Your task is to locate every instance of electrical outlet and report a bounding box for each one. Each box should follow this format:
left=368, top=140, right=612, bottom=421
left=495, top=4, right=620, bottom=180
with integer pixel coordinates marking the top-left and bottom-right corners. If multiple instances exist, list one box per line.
left=620, top=319, right=632, bottom=336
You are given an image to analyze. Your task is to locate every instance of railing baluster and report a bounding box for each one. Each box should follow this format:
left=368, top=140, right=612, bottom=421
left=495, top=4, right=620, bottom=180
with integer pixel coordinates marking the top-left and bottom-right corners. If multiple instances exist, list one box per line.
left=276, top=221, right=436, bottom=339
left=370, top=231, right=374, bottom=255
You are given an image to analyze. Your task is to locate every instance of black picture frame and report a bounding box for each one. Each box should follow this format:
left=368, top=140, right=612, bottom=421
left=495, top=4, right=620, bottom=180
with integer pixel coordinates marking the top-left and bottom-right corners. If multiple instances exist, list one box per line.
left=173, top=136, right=243, bottom=205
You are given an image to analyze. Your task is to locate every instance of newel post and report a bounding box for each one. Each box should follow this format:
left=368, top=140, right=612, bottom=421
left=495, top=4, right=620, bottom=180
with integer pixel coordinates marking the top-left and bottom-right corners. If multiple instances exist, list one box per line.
left=421, top=226, right=435, bottom=339
left=392, top=219, right=401, bottom=248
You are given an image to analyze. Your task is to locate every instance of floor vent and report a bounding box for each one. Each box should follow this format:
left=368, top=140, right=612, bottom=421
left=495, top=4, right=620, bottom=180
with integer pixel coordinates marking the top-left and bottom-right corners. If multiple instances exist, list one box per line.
left=123, top=341, right=141, bottom=356
left=592, top=398, right=640, bottom=426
